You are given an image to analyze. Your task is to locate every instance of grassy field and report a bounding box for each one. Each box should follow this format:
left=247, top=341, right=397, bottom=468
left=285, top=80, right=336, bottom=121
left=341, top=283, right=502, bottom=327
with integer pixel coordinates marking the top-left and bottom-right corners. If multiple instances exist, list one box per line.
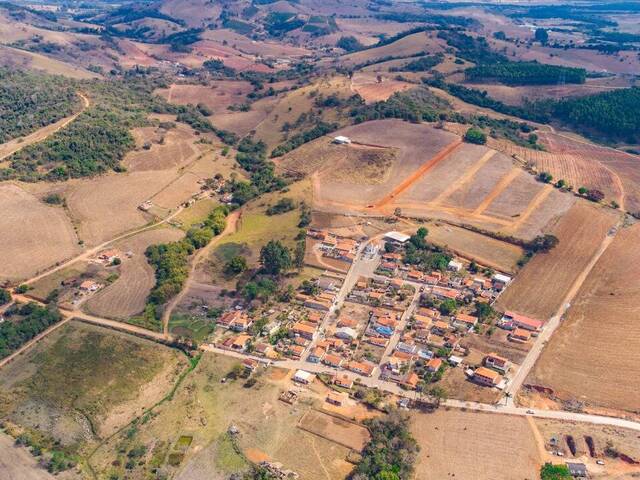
left=0, top=321, right=185, bottom=445
left=90, top=353, right=353, bottom=480
left=169, top=313, right=216, bottom=343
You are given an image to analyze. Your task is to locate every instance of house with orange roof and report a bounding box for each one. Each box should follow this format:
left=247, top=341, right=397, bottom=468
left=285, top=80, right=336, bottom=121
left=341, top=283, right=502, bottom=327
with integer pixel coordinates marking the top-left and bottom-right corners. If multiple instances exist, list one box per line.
left=426, top=357, right=443, bottom=373
left=346, top=360, right=376, bottom=377
left=289, top=345, right=305, bottom=358
left=403, top=372, right=420, bottom=390
left=323, top=353, right=343, bottom=368
left=509, top=328, right=531, bottom=343
left=473, top=367, right=503, bottom=387
left=432, top=320, right=451, bottom=336
left=484, top=353, right=510, bottom=373
left=334, top=372, right=354, bottom=389
left=500, top=311, right=543, bottom=332
left=292, top=321, right=317, bottom=340
left=230, top=334, right=251, bottom=351
left=308, top=346, right=326, bottom=363
left=453, top=313, right=478, bottom=331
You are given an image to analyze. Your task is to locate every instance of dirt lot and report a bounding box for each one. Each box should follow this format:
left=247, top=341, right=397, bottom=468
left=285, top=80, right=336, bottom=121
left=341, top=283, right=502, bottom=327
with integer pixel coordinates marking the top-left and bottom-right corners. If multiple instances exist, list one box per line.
left=0, top=44, right=98, bottom=79
left=426, top=223, right=524, bottom=274
left=0, top=433, right=59, bottom=480
left=439, top=368, right=502, bottom=404
left=526, top=222, right=640, bottom=415
left=496, top=201, right=618, bottom=320
left=298, top=409, right=370, bottom=451
left=0, top=183, right=79, bottom=283
left=155, top=81, right=253, bottom=114
left=210, top=95, right=279, bottom=137
left=84, top=227, right=184, bottom=320
left=411, top=409, right=541, bottom=480
left=350, top=72, right=413, bottom=103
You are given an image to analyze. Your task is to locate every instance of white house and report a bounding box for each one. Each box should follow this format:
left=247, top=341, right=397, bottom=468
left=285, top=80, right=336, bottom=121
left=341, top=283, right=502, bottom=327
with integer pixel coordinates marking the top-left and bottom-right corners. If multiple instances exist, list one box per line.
left=384, top=231, right=410, bottom=244
left=448, top=260, right=463, bottom=272
left=293, top=370, right=315, bottom=384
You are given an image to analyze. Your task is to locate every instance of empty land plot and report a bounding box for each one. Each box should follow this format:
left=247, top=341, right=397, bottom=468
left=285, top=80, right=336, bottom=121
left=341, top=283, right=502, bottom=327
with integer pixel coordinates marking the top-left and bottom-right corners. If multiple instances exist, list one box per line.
left=155, top=81, right=253, bottom=114
left=0, top=183, right=79, bottom=283
left=496, top=201, right=618, bottom=320
left=442, top=151, right=514, bottom=211
left=312, top=120, right=458, bottom=207
left=209, top=96, right=278, bottom=137
left=426, top=223, right=523, bottom=273
left=298, top=410, right=370, bottom=452
left=202, top=29, right=311, bottom=57
left=0, top=44, right=98, bottom=79
left=411, top=410, right=540, bottom=480
left=65, top=170, right=177, bottom=246
left=0, top=321, right=185, bottom=441
left=400, top=142, right=490, bottom=205
left=340, top=31, right=444, bottom=67
left=350, top=73, right=413, bottom=103
left=84, top=227, right=184, bottom=320
left=508, top=186, right=575, bottom=240
left=527, top=223, right=640, bottom=414
left=482, top=170, right=543, bottom=220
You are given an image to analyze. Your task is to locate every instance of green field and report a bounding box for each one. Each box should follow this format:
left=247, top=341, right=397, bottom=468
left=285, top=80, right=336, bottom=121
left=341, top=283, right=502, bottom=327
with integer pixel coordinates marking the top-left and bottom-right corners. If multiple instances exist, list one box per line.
left=169, top=313, right=216, bottom=343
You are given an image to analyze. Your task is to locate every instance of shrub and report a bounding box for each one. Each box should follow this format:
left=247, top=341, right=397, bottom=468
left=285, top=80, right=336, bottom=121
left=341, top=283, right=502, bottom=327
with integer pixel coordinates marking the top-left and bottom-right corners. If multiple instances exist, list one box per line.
left=464, top=127, right=487, bottom=145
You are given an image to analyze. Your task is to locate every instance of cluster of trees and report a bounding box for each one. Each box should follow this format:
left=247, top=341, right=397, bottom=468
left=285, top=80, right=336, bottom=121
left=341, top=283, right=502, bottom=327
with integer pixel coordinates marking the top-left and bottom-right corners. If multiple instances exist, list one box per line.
left=337, top=35, right=364, bottom=52
left=437, top=30, right=507, bottom=64
left=230, top=137, right=286, bottom=205
left=266, top=197, right=295, bottom=215
left=552, top=87, right=640, bottom=143
left=350, top=87, right=453, bottom=124
left=401, top=227, right=452, bottom=272
left=270, top=121, right=339, bottom=157
left=0, top=303, right=62, bottom=359
left=0, top=68, right=79, bottom=143
left=390, top=54, right=443, bottom=73
left=464, top=127, right=487, bottom=145
left=465, top=62, right=586, bottom=86
left=264, top=12, right=304, bottom=36
left=145, top=206, right=228, bottom=313
left=350, top=412, right=419, bottom=480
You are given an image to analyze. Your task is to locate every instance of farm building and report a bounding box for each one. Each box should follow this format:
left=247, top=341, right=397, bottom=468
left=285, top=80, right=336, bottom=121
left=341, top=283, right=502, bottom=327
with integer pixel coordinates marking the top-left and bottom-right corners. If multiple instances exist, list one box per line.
left=500, top=311, right=543, bottom=332
left=384, top=231, right=410, bottom=244
left=566, top=462, right=587, bottom=477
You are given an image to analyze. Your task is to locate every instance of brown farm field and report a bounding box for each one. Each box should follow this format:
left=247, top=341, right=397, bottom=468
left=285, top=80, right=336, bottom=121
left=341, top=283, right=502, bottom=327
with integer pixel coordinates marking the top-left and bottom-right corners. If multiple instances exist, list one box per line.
left=526, top=222, right=640, bottom=415
left=155, top=81, right=254, bottom=114
left=411, top=409, right=541, bottom=480
left=496, top=201, right=618, bottom=320
left=84, top=226, right=184, bottom=320
left=350, top=72, right=414, bottom=103
left=0, top=183, right=79, bottom=283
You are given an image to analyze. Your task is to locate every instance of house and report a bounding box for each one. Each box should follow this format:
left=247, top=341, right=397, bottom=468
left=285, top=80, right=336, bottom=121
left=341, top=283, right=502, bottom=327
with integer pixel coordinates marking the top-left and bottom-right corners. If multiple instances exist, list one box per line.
left=289, top=345, right=305, bottom=358
left=346, top=360, right=376, bottom=377
left=431, top=287, right=459, bottom=301
left=292, top=322, right=317, bottom=340
left=254, top=343, right=275, bottom=358
left=317, top=277, right=337, bottom=291
left=415, top=328, right=431, bottom=342
left=308, top=347, right=326, bottom=363
left=413, top=314, right=433, bottom=330
left=335, top=327, right=358, bottom=341
left=492, top=273, right=511, bottom=290
left=501, top=311, right=543, bottom=332
left=379, top=262, right=398, bottom=275
left=333, top=135, right=351, bottom=144
left=218, top=310, right=245, bottom=329
left=79, top=280, right=101, bottom=292
left=432, top=320, right=450, bottom=336
left=407, top=270, right=423, bottom=282
left=229, top=314, right=253, bottom=332
left=293, top=370, right=315, bottom=384
left=326, top=391, right=347, bottom=406
left=242, top=358, right=259, bottom=372
left=423, top=274, right=439, bottom=285
left=426, top=358, right=442, bottom=373
left=403, top=372, right=420, bottom=390
left=384, top=231, right=410, bottom=244
left=448, top=355, right=463, bottom=367
left=304, top=297, right=332, bottom=311
left=306, top=311, right=323, bottom=324
left=566, top=462, right=587, bottom=478
left=448, top=260, right=463, bottom=272
left=323, top=354, right=343, bottom=368
left=396, top=342, right=417, bottom=355
left=509, top=328, right=531, bottom=343
left=484, top=353, right=510, bottom=373
left=337, top=317, right=357, bottom=328
left=382, top=252, right=403, bottom=263
left=334, top=373, right=354, bottom=389
left=368, top=291, right=385, bottom=304
left=366, top=336, right=388, bottom=348
left=98, top=249, right=119, bottom=262
left=473, top=367, right=503, bottom=387
left=230, top=335, right=251, bottom=351
left=453, top=313, right=478, bottom=331
left=390, top=278, right=404, bottom=290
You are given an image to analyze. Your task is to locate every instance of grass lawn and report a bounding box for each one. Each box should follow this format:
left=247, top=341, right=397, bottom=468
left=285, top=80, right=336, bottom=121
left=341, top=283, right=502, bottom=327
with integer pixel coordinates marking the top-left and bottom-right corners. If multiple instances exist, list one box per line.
left=169, top=313, right=217, bottom=344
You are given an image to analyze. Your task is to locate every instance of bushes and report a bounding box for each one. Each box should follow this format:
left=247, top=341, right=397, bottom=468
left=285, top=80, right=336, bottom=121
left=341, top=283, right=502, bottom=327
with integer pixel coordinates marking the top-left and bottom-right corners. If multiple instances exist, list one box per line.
left=350, top=87, right=451, bottom=124
left=266, top=197, right=295, bottom=215
left=390, top=54, right=443, bottom=72
left=0, top=303, right=62, bottom=359
left=464, top=127, right=487, bottom=145
left=337, top=35, right=363, bottom=52
left=270, top=121, right=339, bottom=158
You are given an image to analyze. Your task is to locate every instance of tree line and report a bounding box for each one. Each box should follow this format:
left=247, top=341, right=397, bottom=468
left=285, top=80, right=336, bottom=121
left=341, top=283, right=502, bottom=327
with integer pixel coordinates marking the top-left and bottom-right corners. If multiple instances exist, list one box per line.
left=465, top=62, right=586, bottom=86
left=0, top=303, right=63, bottom=359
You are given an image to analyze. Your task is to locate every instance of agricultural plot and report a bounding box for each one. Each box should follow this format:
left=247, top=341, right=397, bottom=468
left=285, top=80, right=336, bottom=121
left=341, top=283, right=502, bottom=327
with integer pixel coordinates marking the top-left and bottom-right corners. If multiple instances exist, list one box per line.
left=411, top=410, right=540, bottom=480
left=0, top=183, right=79, bottom=283
left=0, top=321, right=185, bottom=441
left=155, top=81, right=254, bottom=114
left=496, top=201, right=618, bottom=320
left=298, top=410, right=370, bottom=451
left=350, top=72, right=413, bottom=103
left=527, top=223, right=640, bottom=415
left=210, top=95, right=279, bottom=137
left=84, top=227, right=184, bottom=320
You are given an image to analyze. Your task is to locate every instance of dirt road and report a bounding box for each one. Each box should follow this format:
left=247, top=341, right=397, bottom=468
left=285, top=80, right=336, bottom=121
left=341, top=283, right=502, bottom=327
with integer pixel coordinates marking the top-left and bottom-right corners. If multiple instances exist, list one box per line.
left=0, top=92, right=90, bottom=162
left=161, top=210, right=241, bottom=336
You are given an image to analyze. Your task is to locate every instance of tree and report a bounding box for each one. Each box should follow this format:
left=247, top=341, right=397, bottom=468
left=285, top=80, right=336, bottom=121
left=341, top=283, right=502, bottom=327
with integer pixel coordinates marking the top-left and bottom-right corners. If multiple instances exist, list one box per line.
left=259, top=240, right=291, bottom=275
left=0, top=288, right=10, bottom=305
left=475, top=301, right=495, bottom=320
left=294, top=240, right=306, bottom=269
left=535, top=28, right=549, bottom=45
left=464, top=127, right=487, bottom=145
left=537, top=171, right=553, bottom=183
left=438, top=298, right=458, bottom=315
left=428, top=386, right=448, bottom=407
left=336, top=35, right=363, bottom=52
left=578, top=186, right=588, bottom=195
left=586, top=189, right=605, bottom=202
left=300, top=279, right=319, bottom=296
left=224, top=255, right=247, bottom=276
left=530, top=234, right=559, bottom=253
left=540, top=463, right=572, bottom=480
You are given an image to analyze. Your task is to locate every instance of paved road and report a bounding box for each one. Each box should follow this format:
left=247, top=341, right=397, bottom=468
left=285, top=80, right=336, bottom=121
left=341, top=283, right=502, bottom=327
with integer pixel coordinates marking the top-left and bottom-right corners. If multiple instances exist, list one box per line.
left=378, top=288, right=420, bottom=370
